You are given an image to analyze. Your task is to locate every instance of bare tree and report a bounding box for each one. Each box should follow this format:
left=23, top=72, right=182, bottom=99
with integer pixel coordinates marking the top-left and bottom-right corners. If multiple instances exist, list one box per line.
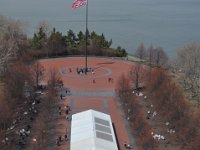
left=116, top=74, right=132, bottom=104
left=0, top=16, right=26, bottom=75
left=129, top=63, right=145, bottom=90
left=177, top=43, right=200, bottom=78
left=31, top=62, right=45, bottom=88
left=176, top=43, right=200, bottom=106
left=0, top=93, right=12, bottom=130
left=47, top=67, right=62, bottom=89
left=0, top=37, right=15, bottom=69
left=134, top=43, right=146, bottom=60
left=4, top=62, right=32, bottom=106
left=48, top=67, right=57, bottom=88
left=147, top=44, right=153, bottom=66
left=153, top=47, right=168, bottom=66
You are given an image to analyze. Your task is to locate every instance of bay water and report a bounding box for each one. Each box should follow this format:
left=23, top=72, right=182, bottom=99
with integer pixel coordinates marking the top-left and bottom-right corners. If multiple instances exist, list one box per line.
left=1, top=0, right=200, bottom=56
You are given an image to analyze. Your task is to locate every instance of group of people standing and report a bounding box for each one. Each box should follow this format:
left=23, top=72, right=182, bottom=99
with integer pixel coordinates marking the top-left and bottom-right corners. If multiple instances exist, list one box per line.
left=60, top=88, right=71, bottom=100
left=75, top=67, right=94, bottom=75
left=56, top=105, right=71, bottom=146
left=56, top=128, right=68, bottom=146
left=58, top=105, right=71, bottom=119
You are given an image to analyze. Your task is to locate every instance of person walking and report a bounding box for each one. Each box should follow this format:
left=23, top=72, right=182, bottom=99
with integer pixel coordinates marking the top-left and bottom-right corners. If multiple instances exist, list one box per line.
left=93, top=79, right=96, bottom=83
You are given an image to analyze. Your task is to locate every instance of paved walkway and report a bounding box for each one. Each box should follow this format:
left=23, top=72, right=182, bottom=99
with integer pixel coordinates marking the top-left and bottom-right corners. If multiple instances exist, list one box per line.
left=40, top=57, right=137, bottom=150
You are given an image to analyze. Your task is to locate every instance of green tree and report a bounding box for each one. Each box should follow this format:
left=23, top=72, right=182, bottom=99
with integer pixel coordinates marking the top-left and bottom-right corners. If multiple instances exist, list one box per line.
left=77, top=31, right=85, bottom=43
left=48, top=28, right=66, bottom=56
left=89, top=31, right=113, bottom=55
left=100, top=33, right=112, bottom=48
left=115, top=46, right=127, bottom=57
left=66, top=29, right=77, bottom=49
left=32, top=27, right=47, bottom=49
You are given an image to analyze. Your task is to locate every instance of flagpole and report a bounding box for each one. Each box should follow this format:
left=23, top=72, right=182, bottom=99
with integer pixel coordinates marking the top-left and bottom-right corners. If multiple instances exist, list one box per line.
left=85, top=0, right=88, bottom=74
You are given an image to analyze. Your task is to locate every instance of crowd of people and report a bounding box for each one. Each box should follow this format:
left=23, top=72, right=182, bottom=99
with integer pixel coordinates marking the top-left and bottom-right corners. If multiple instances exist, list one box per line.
left=76, top=67, right=94, bottom=75
left=1, top=92, right=41, bottom=149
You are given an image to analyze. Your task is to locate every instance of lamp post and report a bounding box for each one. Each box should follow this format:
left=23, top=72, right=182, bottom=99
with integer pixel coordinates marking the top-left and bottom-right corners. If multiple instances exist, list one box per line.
left=85, top=0, right=89, bottom=74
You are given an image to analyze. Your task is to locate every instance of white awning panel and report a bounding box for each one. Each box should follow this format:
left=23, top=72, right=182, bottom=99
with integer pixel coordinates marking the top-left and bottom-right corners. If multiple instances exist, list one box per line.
left=70, top=109, right=118, bottom=150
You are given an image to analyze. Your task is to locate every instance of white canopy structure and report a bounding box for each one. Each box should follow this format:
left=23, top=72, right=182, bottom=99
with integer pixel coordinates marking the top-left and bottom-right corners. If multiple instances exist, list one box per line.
left=70, top=109, right=118, bottom=150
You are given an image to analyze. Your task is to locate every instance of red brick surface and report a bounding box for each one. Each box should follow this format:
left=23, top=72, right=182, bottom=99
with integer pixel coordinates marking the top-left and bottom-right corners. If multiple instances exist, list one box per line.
left=40, top=57, right=133, bottom=150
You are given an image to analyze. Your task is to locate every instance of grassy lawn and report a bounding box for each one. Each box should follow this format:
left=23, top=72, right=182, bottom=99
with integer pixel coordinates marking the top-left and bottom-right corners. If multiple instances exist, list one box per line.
left=127, top=55, right=146, bottom=62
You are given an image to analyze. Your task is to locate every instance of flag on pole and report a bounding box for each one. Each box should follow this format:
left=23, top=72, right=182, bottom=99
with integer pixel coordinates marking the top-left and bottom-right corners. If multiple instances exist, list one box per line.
left=72, top=0, right=87, bottom=9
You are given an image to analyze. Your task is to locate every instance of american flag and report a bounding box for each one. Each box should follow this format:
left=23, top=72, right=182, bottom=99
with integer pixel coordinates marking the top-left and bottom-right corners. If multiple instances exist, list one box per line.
left=72, top=0, right=87, bottom=9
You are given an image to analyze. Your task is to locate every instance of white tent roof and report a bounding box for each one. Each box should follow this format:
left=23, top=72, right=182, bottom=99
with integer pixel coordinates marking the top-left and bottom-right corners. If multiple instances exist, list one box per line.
left=70, top=109, right=118, bottom=150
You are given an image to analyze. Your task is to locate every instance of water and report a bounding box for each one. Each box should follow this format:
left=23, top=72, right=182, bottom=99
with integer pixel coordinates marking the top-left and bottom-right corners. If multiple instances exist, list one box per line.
left=0, top=0, right=200, bottom=56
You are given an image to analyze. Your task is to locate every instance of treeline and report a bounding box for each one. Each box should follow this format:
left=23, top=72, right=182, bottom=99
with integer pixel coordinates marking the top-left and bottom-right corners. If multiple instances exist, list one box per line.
left=175, top=43, right=200, bottom=106
left=0, top=56, right=62, bottom=149
left=0, top=16, right=63, bottom=149
left=0, top=16, right=127, bottom=76
left=147, top=68, right=200, bottom=150
left=134, top=43, right=169, bottom=67
left=116, top=73, right=158, bottom=150
left=29, top=24, right=127, bottom=58
left=116, top=64, right=200, bottom=150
